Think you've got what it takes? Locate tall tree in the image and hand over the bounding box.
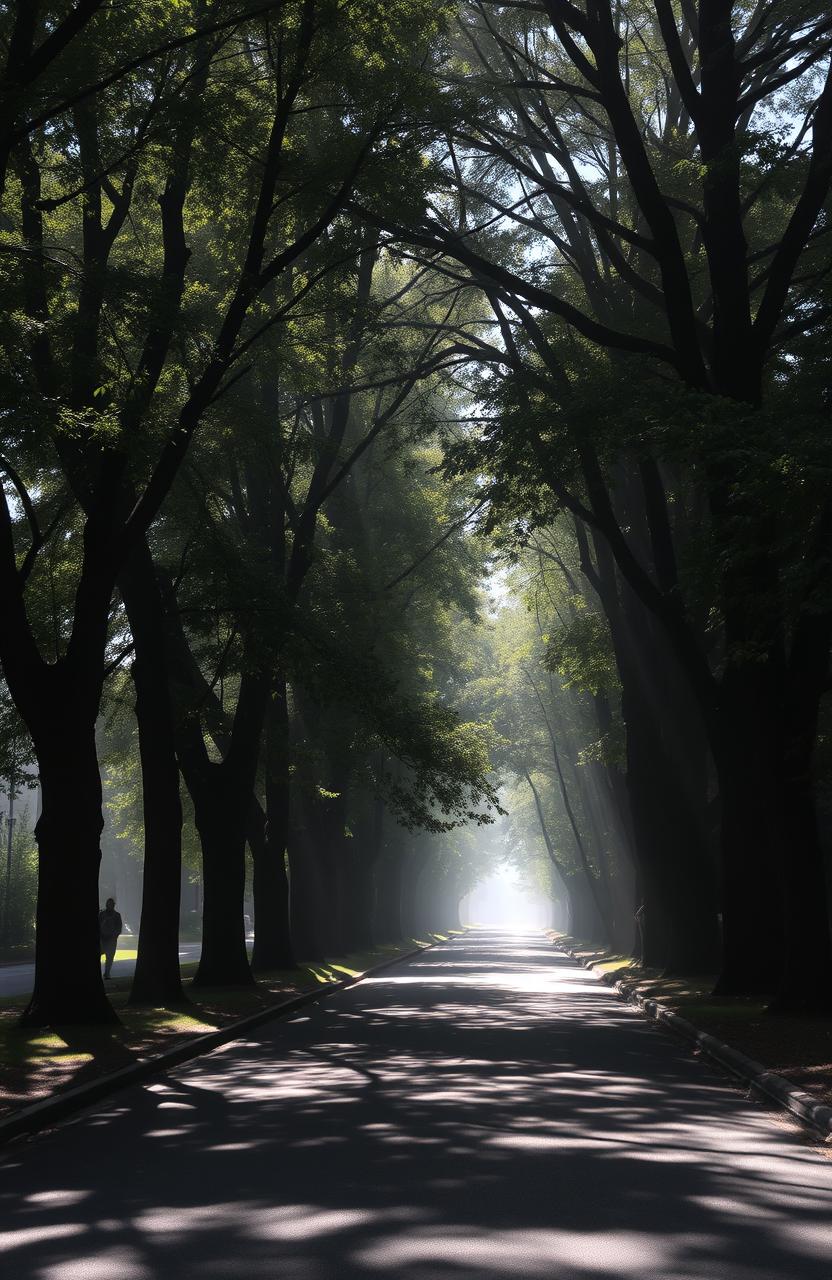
[360,0,832,1006]
[0,0,450,1023]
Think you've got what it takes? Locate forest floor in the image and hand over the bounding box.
[0,935,445,1119]
[552,934,832,1108]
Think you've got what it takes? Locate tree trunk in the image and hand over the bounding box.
[586,525,721,972]
[586,691,638,951]
[342,792,384,952]
[315,788,349,957]
[341,854,376,952]
[608,848,637,953]
[712,672,784,995]
[287,806,327,962]
[192,778,252,987]
[565,871,606,943]
[771,612,832,1011]
[340,826,377,954]
[546,854,573,933]
[625,687,720,972]
[775,771,832,1012]
[714,668,832,1008]
[374,849,403,943]
[400,846,426,938]
[249,798,293,973]
[164,583,267,988]
[250,684,293,972]
[23,719,116,1025]
[551,893,570,934]
[409,842,448,935]
[174,670,267,989]
[120,544,186,1007]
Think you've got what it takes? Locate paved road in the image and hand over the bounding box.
[0,942,257,1000]
[2,930,831,1278]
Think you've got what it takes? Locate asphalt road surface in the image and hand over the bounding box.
[2,930,831,1279]
[0,944,204,1000]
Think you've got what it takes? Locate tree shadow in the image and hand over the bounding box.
[1,928,831,1279]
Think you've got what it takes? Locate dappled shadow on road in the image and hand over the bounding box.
[1,930,831,1279]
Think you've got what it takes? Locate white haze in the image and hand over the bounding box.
[460,866,552,930]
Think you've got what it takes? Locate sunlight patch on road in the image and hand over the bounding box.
[360,969,603,995]
[0,1223,86,1249]
[42,1245,150,1279]
[352,1226,670,1274]
[248,1205,376,1240]
[24,1190,91,1207]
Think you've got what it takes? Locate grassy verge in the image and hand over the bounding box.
[0,934,450,1119]
[550,933,832,1108]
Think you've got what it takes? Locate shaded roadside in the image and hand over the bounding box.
[0,936,446,1120]
[551,933,832,1109]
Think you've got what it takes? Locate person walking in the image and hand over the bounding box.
[99,898,123,980]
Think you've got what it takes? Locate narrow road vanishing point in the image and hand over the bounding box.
[1,930,830,1279]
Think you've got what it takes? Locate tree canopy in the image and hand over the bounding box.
[1,0,831,1025]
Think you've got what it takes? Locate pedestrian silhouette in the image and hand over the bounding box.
[99,898,123,979]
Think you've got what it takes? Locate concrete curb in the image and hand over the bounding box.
[0,940,435,1149]
[553,939,832,1143]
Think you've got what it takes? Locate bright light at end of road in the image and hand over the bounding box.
[460,868,551,930]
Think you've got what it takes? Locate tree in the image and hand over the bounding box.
[0,0,452,1024]
[359,0,832,1006]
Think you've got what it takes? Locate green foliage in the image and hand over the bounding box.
[576,725,626,771]
[544,610,619,697]
[0,690,37,791]
[5,0,829,996]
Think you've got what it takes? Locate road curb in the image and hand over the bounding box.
[553,938,832,1143]
[0,940,435,1149]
